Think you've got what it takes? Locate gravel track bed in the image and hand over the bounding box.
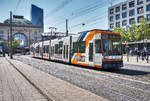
[14,55,150,101]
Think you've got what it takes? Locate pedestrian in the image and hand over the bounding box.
[142,50,144,61]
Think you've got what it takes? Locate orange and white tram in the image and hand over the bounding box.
[31,29,123,69]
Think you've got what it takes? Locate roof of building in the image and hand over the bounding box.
[3,15,32,25]
[0,23,41,28]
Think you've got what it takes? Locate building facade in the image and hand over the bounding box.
[108,0,150,30]
[0,15,41,50]
[31,4,44,32]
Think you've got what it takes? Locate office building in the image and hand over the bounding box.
[31,4,44,32]
[108,0,150,30]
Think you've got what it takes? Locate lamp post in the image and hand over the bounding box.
[8,29,9,56]
[126,25,129,62]
[146,39,149,63]
[29,29,31,55]
[10,11,13,59]
[49,27,57,39]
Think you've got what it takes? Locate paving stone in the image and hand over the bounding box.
[9,57,108,101]
[0,57,47,101]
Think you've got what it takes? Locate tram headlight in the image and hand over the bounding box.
[104,56,108,59]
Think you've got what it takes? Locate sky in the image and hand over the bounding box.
[0,0,123,34]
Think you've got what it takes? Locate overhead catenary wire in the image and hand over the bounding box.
[47,0,108,29]
[14,0,22,14]
[45,0,73,19]
[48,0,106,23]
[47,0,120,32]
[70,14,106,29]
[45,0,106,25]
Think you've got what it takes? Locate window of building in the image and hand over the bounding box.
[129,18,135,25]
[115,6,120,13]
[129,9,135,16]
[122,12,127,18]
[110,16,114,22]
[122,20,127,26]
[147,14,150,21]
[122,4,127,10]
[116,22,120,27]
[137,0,143,5]
[110,8,114,14]
[147,4,150,11]
[95,39,101,53]
[110,23,114,29]
[129,1,134,8]
[116,14,120,20]
[137,16,144,23]
[0,30,4,40]
[137,7,144,14]
[34,31,37,40]
[147,0,150,2]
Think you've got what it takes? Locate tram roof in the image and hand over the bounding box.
[77,29,119,34]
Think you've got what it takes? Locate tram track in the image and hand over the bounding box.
[14,55,150,101]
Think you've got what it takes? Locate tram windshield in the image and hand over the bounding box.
[102,39,122,56]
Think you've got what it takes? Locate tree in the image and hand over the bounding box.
[113,18,150,42]
[113,26,129,42]
[138,18,150,41]
[128,23,140,42]
[5,39,20,51]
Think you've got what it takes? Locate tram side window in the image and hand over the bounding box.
[36,45,40,53]
[45,45,49,53]
[79,41,85,53]
[51,46,54,56]
[95,39,101,53]
[63,45,65,58]
[73,41,85,53]
[66,45,68,59]
[55,44,59,54]
[73,42,78,53]
[59,44,63,54]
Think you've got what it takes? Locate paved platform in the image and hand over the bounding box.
[0,57,48,101]
[123,55,150,66]
[7,57,108,101]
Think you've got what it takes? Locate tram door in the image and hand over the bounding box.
[94,39,102,66]
[89,43,93,62]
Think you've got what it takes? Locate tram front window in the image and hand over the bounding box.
[103,40,122,56]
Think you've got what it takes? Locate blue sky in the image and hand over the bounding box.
[0,0,123,33]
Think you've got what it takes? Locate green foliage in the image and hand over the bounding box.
[138,18,150,40]
[5,39,20,50]
[113,26,129,42]
[113,18,150,42]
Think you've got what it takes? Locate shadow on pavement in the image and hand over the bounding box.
[26,57,150,76]
[103,68,150,76]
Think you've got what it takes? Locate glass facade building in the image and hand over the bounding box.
[31,4,44,32]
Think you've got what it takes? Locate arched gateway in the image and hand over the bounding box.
[13,33,27,48]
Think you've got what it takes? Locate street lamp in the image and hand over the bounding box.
[28,29,31,55]
[7,29,9,56]
[10,11,13,59]
[49,27,57,39]
[126,25,129,62]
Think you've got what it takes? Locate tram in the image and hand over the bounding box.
[31,29,123,69]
